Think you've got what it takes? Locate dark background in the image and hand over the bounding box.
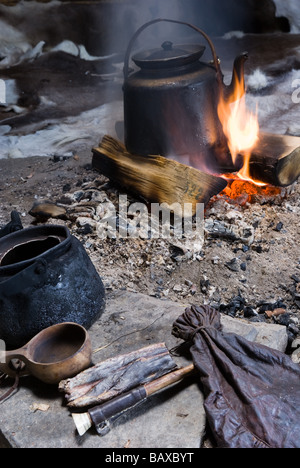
[0,0,292,56]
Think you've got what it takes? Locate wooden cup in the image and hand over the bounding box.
[0,322,92,384]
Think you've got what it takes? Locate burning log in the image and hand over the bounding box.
[59,342,178,408]
[92,133,299,214]
[92,135,227,215]
[247,132,300,187]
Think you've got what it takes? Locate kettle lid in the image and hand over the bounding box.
[132,41,206,69]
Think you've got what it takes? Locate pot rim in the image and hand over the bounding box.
[0,224,71,274]
[26,322,90,366]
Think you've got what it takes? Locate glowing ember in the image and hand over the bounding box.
[221,180,282,205]
[208,179,284,208]
[218,70,262,185]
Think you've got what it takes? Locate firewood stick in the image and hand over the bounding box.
[72,363,195,436]
[92,135,227,215]
[248,132,300,186]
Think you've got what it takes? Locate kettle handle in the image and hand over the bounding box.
[123,18,223,85]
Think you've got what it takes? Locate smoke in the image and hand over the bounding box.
[0,1,295,60]
[89,1,199,56]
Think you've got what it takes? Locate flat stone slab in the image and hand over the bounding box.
[0,291,288,448]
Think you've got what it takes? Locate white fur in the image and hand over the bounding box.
[246,69,300,135]
[247,69,270,91]
[51,40,117,62]
[223,31,245,40]
[0,101,123,159]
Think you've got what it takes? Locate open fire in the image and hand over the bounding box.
[91,20,300,214]
[215,67,299,202]
[217,180,283,205]
[217,68,264,187]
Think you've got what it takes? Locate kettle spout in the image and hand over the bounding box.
[226,51,248,102]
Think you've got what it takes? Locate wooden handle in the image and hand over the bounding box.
[144,363,195,396]
[0,347,30,378]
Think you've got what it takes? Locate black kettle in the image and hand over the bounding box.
[123,18,248,173]
[0,224,105,348]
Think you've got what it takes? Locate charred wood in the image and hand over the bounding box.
[248,132,300,187]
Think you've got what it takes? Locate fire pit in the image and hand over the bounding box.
[92,19,300,214]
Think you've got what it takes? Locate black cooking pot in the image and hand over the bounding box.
[0,225,105,348]
[123,19,248,173]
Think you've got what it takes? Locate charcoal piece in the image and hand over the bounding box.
[243,306,256,318]
[225,258,239,272]
[274,221,283,231]
[291,275,300,283]
[275,313,292,327]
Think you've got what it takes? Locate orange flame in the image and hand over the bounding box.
[218,71,264,186]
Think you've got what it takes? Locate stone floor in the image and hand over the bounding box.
[0,290,287,448]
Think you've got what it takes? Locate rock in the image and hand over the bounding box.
[291,337,300,350]
[29,201,67,220]
[211,256,220,264]
[225,257,239,272]
[291,347,300,364]
[221,314,288,352]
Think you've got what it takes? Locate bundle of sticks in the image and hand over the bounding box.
[59,342,194,436]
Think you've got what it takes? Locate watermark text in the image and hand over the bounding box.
[96,195,204,246]
[0,79,6,104]
[0,339,5,363]
[292,78,300,103]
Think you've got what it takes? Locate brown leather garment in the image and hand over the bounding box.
[172,304,300,448]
